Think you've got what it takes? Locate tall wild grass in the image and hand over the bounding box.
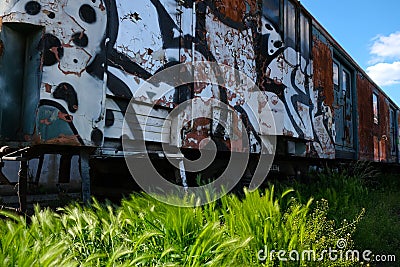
[0,187,362,266]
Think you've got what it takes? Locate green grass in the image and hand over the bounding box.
[2,161,396,266]
[0,188,362,266]
[273,162,400,267]
[353,174,400,265]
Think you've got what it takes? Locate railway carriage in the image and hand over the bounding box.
[0,0,398,208]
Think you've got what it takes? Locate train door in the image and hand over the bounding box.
[0,23,43,142]
[389,107,399,162]
[398,111,400,163]
[333,60,354,157]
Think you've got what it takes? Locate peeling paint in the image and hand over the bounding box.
[57,111,73,123]
[44,134,81,146]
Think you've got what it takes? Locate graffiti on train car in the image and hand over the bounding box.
[102,0,335,157]
[0,0,335,158]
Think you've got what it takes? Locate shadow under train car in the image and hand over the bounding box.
[0,146,86,211]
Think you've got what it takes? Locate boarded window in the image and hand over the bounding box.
[373,93,379,124]
[300,12,310,59]
[284,0,296,50]
[263,0,280,27]
[333,62,339,89]
[343,70,350,98]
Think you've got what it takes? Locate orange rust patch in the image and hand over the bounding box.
[357,74,373,160]
[62,43,73,48]
[182,118,211,149]
[45,134,81,146]
[99,2,106,11]
[44,83,52,93]
[378,93,390,161]
[214,0,257,23]
[58,111,73,123]
[312,37,334,108]
[50,46,61,62]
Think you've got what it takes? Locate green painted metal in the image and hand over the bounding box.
[0,23,42,143]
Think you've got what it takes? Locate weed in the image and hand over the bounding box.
[0,187,362,266]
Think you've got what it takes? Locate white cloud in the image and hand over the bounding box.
[367,31,400,88]
[370,31,400,60]
[366,61,400,86]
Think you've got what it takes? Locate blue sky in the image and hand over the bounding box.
[300,0,400,106]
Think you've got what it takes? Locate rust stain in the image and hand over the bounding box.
[182,117,211,149]
[213,0,257,23]
[357,74,374,161]
[42,10,53,17]
[44,134,81,146]
[40,118,52,125]
[312,37,334,108]
[194,82,207,95]
[50,46,61,62]
[271,95,279,105]
[155,96,176,108]
[258,97,267,114]
[99,2,106,11]
[58,111,73,123]
[379,93,390,161]
[24,135,32,142]
[356,74,391,162]
[283,129,295,137]
[44,83,52,93]
[62,43,73,48]
[231,113,244,152]
[227,91,237,101]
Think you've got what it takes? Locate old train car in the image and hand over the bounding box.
[0,0,399,207]
[312,19,400,164]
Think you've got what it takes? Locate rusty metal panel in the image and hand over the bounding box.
[312,38,334,107]
[357,73,374,161]
[373,136,379,162]
[357,72,392,162]
[310,36,335,158]
[379,95,390,162]
[213,0,258,23]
